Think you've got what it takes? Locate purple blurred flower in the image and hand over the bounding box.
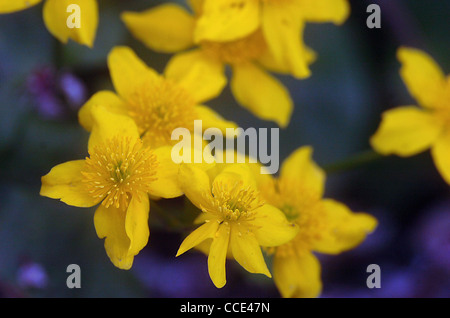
[16,262,48,289]
[413,200,450,271]
[59,72,88,109]
[26,66,87,119]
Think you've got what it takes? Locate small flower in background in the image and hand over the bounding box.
[176,163,299,288]
[40,106,184,269]
[16,260,48,290]
[26,66,87,119]
[414,200,450,272]
[0,0,98,47]
[257,146,377,298]
[59,72,88,109]
[78,46,237,149]
[371,47,450,185]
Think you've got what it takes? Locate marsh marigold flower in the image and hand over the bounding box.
[258,146,377,297]
[121,0,347,127]
[0,0,98,47]
[40,105,184,269]
[371,47,450,185]
[78,46,236,149]
[194,0,350,67]
[176,163,299,288]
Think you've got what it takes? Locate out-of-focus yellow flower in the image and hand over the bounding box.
[194,0,350,66]
[258,146,377,298]
[40,106,184,269]
[0,0,98,47]
[176,163,299,288]
[194,0,349,41]
[121,1,332,128]
[78,46,236,149]
[371,47,450,184]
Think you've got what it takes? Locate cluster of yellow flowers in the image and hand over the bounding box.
[4,0,448,298]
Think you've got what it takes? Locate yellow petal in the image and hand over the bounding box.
[107,46,159,100]
[195,105,238,134]
[125,193,150,257]
[280,146,326,198]
[231,62,293,128]
[194,0,260,43]
[78,90,127,132]
[176,220,219,257]
[370,106,443,157]
[165,50,227,103]
[43,0,98,47]
[121,4,195,53]
[94,204,132,269]
[229,224,271,278]
[296,0,350,25]
[212,163,257,192]
[206,149,270,185]
[0,0,41,13]
[431,130,450,185]
[147,146,184,199]
[311,199,377,255]
[252,204,299,247]
[273,251,322,298]
[178,163,214,211]
[261,1,312,79]
[208,223,230,288]
[40,160,99,208]
[397,47,447,109]
[257,45,316,77]
[88,105,140,153]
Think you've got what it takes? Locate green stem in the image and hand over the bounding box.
[323,150,384,174]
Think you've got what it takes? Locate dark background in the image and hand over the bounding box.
[0,0,448,297]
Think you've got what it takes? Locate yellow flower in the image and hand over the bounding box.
[0,0,98,47]
[40,105,184,269]
[258,146,377,297]
[121,1,327,128]
[194,0,349,40]
[78,46,236,149]
[371,47,450,184]
[175,163,299,288]
[194,0,350,65]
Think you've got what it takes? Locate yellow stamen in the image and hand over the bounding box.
[262,178,326,253]
[82,136,158,210]
[203,180,264,223]
[201,29,267,65]
[126,77,197,146]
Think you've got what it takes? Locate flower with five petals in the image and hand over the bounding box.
[40,106,183,269]
[371,47,450,185]
[176,163,299,288]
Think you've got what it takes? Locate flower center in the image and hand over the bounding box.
[200,29,267,65]
[82,136,158,210]
[203,180,264,222]
[261,178,325,254]
[126,77,197,147]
